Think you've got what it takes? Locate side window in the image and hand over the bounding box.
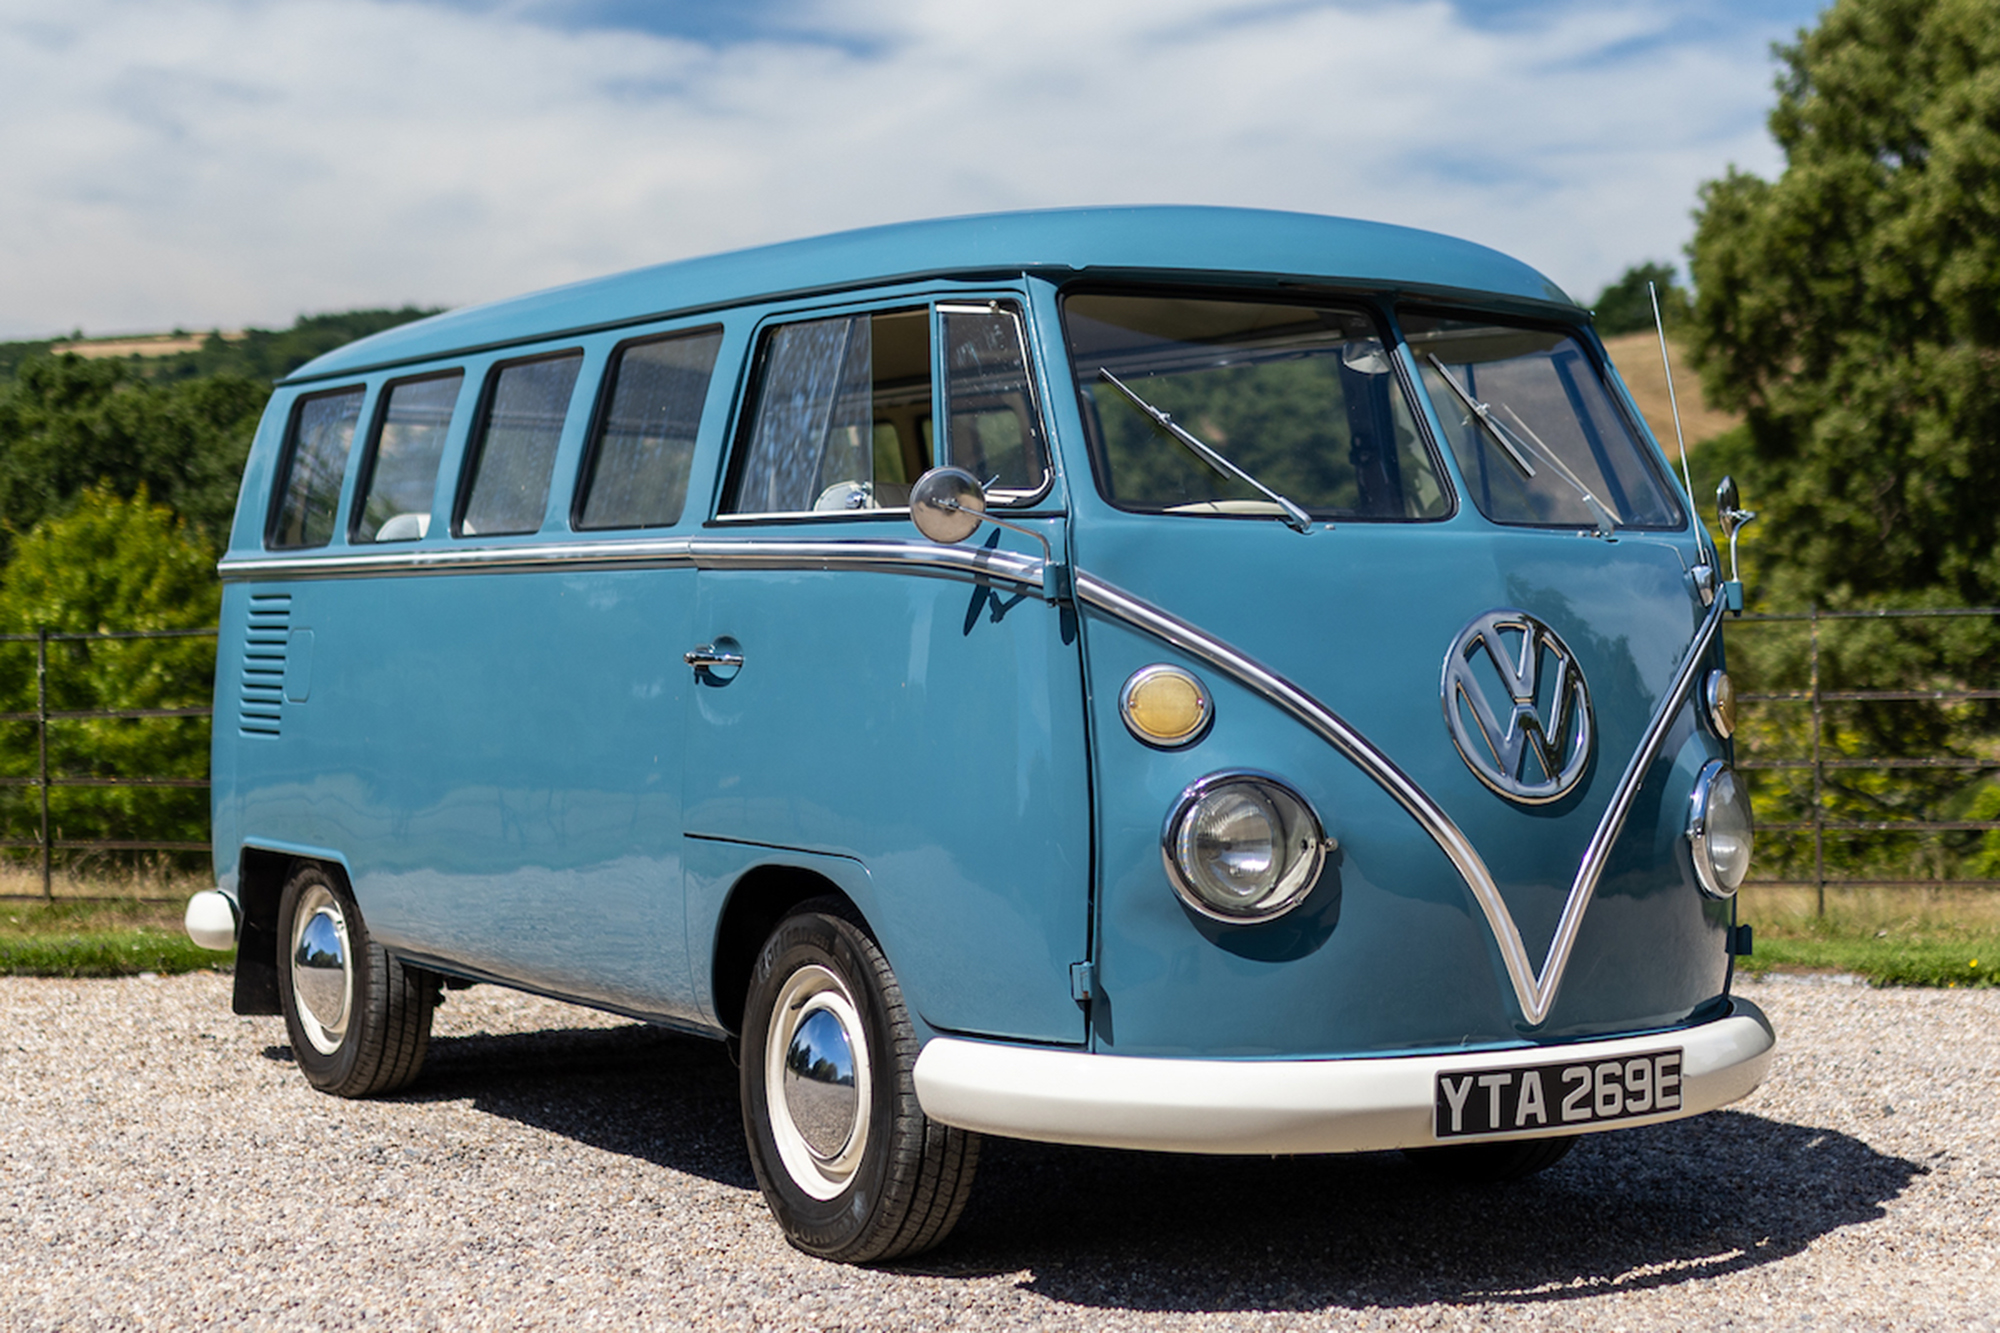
[725,308,931,515]
[352,373,462,543]
[268,387,364,549]
[939,302,1050,499]
[457,352,583,537]
[575,328,723,531]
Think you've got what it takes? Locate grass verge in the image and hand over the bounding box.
[1736,884,1998,988]
[0,897,232,977]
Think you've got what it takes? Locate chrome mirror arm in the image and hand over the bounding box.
[1714,475,1758,612]
[909,466,1063,600]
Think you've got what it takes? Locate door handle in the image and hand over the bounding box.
[684,643,745,670]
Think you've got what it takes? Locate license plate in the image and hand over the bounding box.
[1433,1047,1683,1138]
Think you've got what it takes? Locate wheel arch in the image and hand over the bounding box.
[710,864,862,1037]
[230,846,354,1017]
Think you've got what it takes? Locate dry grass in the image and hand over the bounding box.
[1600,331,1742,453]
[1737,882,2000,937]
[0,857,203,906]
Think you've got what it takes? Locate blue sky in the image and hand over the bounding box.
[0,0,1828,339]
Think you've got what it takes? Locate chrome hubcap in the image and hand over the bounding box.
[290,884,352,1056]
[765,964,870,1200]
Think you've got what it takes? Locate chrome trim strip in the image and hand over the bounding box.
[219,538,697,581]
[1539,595,1728,1013]
[1075,570,1727,1026]
[219,537,1048,591]
[688,537,1046,590]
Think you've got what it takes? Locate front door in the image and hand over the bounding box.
[684,296,1090,1044]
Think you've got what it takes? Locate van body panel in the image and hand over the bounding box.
[226,567,700,1019]
[683,525,1091,1045]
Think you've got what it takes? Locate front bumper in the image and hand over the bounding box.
[913,997,1774,1154]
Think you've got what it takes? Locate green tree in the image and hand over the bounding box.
[0,488,220,861]
[1686,0,2000,884]
[1688,0,2000,619]
[1590,262,1691,337]
[0,354,268,552]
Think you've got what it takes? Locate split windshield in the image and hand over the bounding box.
[1063,293,1683,532]
[1403,313,1683,532]
[1065,294,1451,522]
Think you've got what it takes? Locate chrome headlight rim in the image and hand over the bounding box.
[1161,770,1330,925]
[1119,664,1214,749]
[1687,758,1753,899]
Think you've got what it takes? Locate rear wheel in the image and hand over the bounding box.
[1404,1134,1576,1183]
[276,863,437,1097]
[740,899,979,1263]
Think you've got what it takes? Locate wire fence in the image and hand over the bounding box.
[0,627,216,899]
[1731,606,2000,915]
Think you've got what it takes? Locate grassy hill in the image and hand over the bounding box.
[0,308,440,387]
[1601,331,1742,456]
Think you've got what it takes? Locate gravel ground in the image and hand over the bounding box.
[0,971,1993,1331]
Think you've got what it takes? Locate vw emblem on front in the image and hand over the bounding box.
[1441,609,1594,804]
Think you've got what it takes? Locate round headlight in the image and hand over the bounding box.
[1163,773,1328,923]
[1704,669,1737,740]
[1120,665,1213,748]
[1687,759,1753,898]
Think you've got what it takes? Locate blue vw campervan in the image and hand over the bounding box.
[188,207,1773,1262]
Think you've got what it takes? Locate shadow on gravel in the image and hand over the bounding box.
[299,1022,1923,1313]
[379,1022,757,1191]
[921,1113,1925,1312]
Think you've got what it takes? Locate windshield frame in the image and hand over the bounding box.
[1059,283,1459,526]
[1393,304,1688,535]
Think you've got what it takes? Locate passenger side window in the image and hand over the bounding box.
[575,329,723,530]
[457,353,582,537]
[725,309,931,515]
[268,387,364,549]
[353,373,462,543]
[940,302,1049,499]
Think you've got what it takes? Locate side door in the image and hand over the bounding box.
[684,295,1091,1044]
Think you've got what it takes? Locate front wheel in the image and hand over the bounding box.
[740,899,979,1263]
[276,863,437,1098]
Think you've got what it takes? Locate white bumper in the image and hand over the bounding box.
[183,890,239,952]
[913,998,1775,1155]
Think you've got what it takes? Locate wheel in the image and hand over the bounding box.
[276,863,437,1098]
[740,898,980,1263]
[1403,1134,1577,1183]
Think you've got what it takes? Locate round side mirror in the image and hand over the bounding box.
[1716,475,1742,537]
[909,467,986,545]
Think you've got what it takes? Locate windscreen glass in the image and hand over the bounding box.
[1404,313,1682,532]
[1065,294,1448,521]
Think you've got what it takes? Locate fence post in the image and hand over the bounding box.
[36,628,50,902]
[1808,607,1825,918]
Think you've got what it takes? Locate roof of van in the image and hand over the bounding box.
[287,206,1579,382]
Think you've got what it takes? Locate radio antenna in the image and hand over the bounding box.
[1649,280,1696,505]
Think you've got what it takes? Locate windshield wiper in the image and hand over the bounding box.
[1424,355,1619,537]
[1096,369,1313,534]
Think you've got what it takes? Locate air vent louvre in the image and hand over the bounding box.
[240,593,290,738]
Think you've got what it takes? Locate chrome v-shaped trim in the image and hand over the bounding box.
[1075,571,1727,1027]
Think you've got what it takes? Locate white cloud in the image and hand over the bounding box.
[0,0,1795,337]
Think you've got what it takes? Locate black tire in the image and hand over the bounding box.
[740,898,980,1263]
[276,863,437,1098]
[1403,1134,1577,1183]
